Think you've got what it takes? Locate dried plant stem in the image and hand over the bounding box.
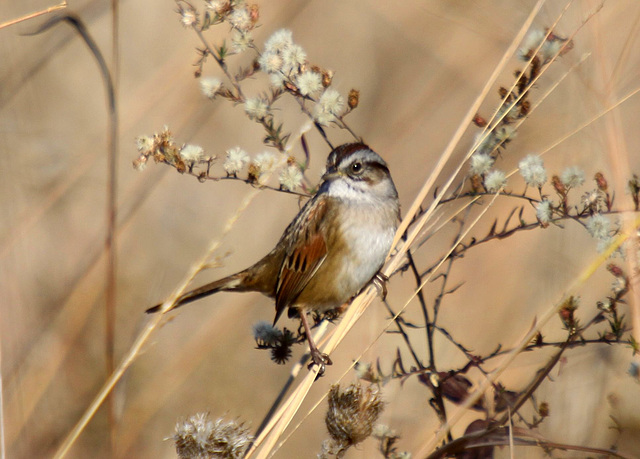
[117,294,277,455]
[52,113,315,457]
[26,13,119,455]
[415,218,639,456]
[107,0,119,450]
[0,2,67,30]
[52,189,262,459]
[256,184,503,457]
[476,0,574,149]
[0,341,5,459]
[392,0,546,252]
[594,18,640,348]
[266,191,495,455]
[247,4,546,455]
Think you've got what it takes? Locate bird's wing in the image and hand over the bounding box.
[273,195,329,324]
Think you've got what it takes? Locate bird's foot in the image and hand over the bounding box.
[373,272,389,300]
[307,349,332,377]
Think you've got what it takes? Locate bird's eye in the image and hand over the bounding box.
[350,161,363,175]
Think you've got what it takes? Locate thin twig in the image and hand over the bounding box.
[0,2,67,30]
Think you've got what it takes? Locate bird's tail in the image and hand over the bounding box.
[145,273,245,314]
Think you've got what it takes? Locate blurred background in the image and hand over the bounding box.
[1,0,640,457]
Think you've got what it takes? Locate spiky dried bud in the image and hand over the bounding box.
[324,383,383,455]
[252,321,282,346]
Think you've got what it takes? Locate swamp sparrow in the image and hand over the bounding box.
[147,143,400,373]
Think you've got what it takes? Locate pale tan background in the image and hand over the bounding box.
[2,0,640,457]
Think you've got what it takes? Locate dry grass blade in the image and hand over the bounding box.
[247,3,546,456]
[392,0,546,253]
[261,191,497,456]
[0,2,67,30]
[247,289,376,458]
[52,188,262,459]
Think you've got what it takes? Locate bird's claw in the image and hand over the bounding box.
[308,350,332,377]
[373,272,389,300]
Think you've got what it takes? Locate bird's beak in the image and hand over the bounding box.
[321,167,340,181]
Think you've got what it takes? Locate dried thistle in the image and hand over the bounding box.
[322,383,384,457]
[174,413,253,459]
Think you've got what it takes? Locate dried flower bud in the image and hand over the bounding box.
[607,263,624,278]
[177,3,198,28]
[279,164,303,191]
[244,97,270,120]
[586,213,611,241]
[518,154,547,188]
[559,296,579,329]
[535,199,552,226]
[323,70,334,87]
[247,163,260,183]
[324,384,383,455]
[133,155,148,171]
[539,402,550,417]
[560,166,585,189]
[313,89,344,125]
[179,144,204,163]
[532,331,544,346]
[472,114,487,127]
[252,321,282,346]
[248,4,260,26]
[484,169,507,193]
[228,6,252,32]
[200,77,223,98]
[551,175,566,196]
[470,173,483,193]
[594,172,608,191]
[347,89,360,110]
[223,146,250,176]
[295,71,322,96]
[174,414,252,459]
[470,153,494,175]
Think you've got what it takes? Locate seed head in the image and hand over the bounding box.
[174,413,253,459]
[324,383,384,455]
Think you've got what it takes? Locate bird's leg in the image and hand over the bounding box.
[372,272,389,300]
[299,311,332,375]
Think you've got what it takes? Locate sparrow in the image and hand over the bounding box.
[147,143,400,373]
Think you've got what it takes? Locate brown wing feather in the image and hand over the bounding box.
[273,196,329,323]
